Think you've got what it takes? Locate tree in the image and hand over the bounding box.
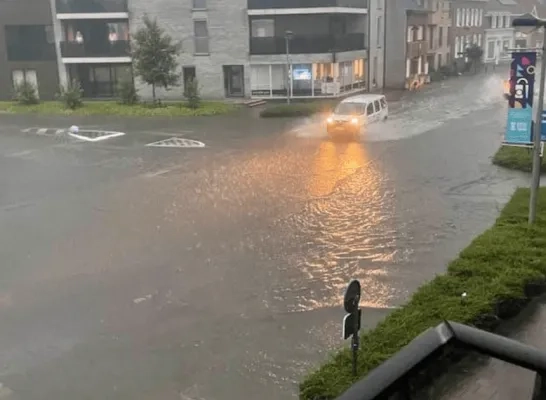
[465,44,484,74]
[132,16,180,103]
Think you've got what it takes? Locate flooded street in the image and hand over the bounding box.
[0,70,530,400]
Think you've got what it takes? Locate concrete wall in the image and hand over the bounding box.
[384,0,407,89]
[129,0,250,100]
[0,0,60,100]
[367,0,385,89]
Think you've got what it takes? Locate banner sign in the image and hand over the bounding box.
[505,51,536,144]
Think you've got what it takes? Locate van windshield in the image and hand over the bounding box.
[334,102,364,115]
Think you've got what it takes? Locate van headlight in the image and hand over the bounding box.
[351,118,358,124]
[327,117,333,123]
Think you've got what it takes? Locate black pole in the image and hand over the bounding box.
[351,309,359,376]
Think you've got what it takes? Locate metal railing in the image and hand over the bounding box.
[55,0,128,13]
[250,33,366,55]
[60,40,130,58]
[247,0,368,9]
[335,321,546,400]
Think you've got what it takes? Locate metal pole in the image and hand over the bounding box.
[529,27,546,224]
[351,309,359,377]
[285,36,291,104]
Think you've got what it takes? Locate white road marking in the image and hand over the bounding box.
[68,130,126,142]
[0,383,13,398]
[36,128,48,135]
[146,137,205,148]
[133,294,152,304]
[55,129,66,135]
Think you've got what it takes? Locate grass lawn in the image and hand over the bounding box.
[300,187,546,400]
[0,101,237,117]
[492,145,546,173]
[259,100,337,118]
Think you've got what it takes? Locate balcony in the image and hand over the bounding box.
[6,44,57,62]
[60,40,130,58]
[407,40,429,58]
[55,0,128,14]
[250,33,365,55]
[247,0,367,13]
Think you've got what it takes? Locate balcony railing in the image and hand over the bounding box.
[250,33,365,55]
[407,40,429,58]
[6,44,57,61]
[248,0,367,9]
[55,0,128,13]
[60,40,130,58]
[334,321,546,400]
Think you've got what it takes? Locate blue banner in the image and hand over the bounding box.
[506,108,533,143]
[505,51,537,143]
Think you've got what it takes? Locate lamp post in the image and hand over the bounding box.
[513,14,546,224]
[285,30,293,104]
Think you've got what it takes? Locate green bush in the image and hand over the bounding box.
[183,78,201,109]
[117,79,139,105]
[13,81,39,105]
[260,102,334,118]
[300,187,546,400]
[492,145,546,173]
[58,80,83,110]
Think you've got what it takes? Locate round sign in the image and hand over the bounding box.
[344,280,361,314]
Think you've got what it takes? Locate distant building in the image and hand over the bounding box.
[449,0,488,69]
[483,0,518,65]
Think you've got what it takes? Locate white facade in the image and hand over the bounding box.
[484,12,514,63]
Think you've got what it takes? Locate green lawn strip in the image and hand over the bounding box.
[0,101,237,117]
[259,101,337,118]
[492,145,546,173]
[300,187,546,400]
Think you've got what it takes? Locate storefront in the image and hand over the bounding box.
[250,59,365,98]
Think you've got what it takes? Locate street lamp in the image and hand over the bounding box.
[285,30,293,104]
[512,14,546,223]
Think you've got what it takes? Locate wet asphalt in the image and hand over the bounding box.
[0,68,533,400]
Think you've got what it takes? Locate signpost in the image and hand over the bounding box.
[342,280,362,377]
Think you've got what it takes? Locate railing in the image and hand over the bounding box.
[334,321,546,400]
[6,44,56,61]
[247,0,368,9]
[250,33,365,55]
[60,40,130,58]
[55,0,128,13]
[407,40,428,58]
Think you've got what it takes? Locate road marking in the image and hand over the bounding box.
[146,137,205,148]
[0,383,13,398]
[68,130,126,142]
[36,128,48,135]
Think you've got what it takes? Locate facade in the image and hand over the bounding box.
[450,0,487,68]
[483,0,518,65]
[51,0,133,98]
[512,0,546,50]
[129,0,374,100]
[0,0,59,100]
[384,0,451,90]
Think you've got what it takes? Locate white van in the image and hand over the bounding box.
[326,94,389,137]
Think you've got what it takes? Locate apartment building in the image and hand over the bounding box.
[129,0,377,100]
[0,0,59,100]
[384,0,450,90]
[483,0,518,65]
[450,0,487,67]
[513,0,546,50]
[52,0,133,98]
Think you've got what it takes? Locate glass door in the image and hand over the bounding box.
[223,65,245,97]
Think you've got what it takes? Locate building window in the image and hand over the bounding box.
[376,16,382,47]
[456,8,461,27]
[5,25,55,61]
[193,20,209,54]
[12,69,39,97]
[465,9,470,26]
[487,41,495,59]
[251,19,274,37]
[192,0,206,9]
[492,14,497,28]
[439,26,443,46]
[505,15,510,28]
[455,36,460,55]
[497,15,503,28]
[479,9,483,26]
[183,66,196,90]
[473,34,477,44]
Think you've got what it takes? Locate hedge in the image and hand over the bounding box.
[259,102,335,118]
[493,145,546,173]
[300,187,546,400]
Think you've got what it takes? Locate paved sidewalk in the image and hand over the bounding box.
[433,296,546,400]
